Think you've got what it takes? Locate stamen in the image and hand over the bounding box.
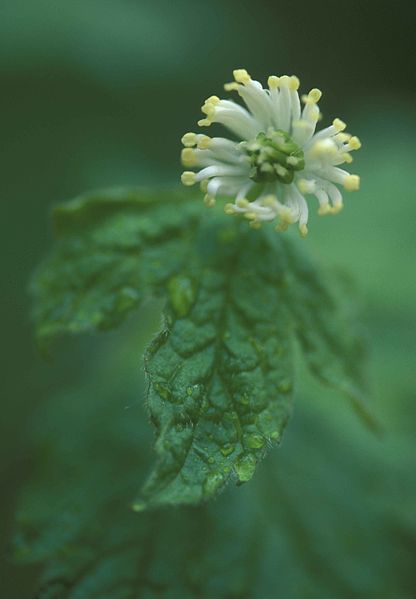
[181,148,197,167]
[181,69,361,234]
[197,135,212,149]
[249,220,262,229]
[181,132,197,147]
[307,88,322,103]
[344,174,360,191]
[268,76,280,89]
[233,69,251,84]
[333,118,347,132]
[318,204,332,215]
[204,194,216,207]
[236,197,249,208]
[181,171,196,186]
[346,136,362,150]
[224,203,236,214]
[290,76,300,90]
[297,179,316,194]
[309,138,338,159]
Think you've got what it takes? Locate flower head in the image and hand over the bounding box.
[181,69,361,236]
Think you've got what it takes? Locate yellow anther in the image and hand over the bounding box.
[299,224,309,238]
[280,75,291,87]
[333,118,347,132]
[224,82,239,92]
[236,197,249,208]
[268,75,280,89]
[249,220,262,229]
[201,103,215,117]
[318,204,331,216]
[297,179,312,194]
[198,118,211,127]
[197,135,212,150]
[224,203,236,215]
[290,76,300,90]
[297,180,307,194]
[181,148,197,167]
[200,179,208,192]
[330,203,344,214]
[335,132,351,143]
[201,95,219,116]
[344,174,360,191]
[310,138,337,158]
[308,88,322,103]
[342,152,353,164]
[262,195,276,207]
[244,211,257,220]
[181,171,196,186]
[279,206,295,224]
[349,136,362,150]
[275,222,289,232]
[233,69,251,84]
[181,132,197,147]
[204,194,216,207]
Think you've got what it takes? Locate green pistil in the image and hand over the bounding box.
[242,130,305,184]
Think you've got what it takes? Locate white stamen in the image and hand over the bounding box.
[181,69,361,235]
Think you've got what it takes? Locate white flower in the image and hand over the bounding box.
[181,69,361,236]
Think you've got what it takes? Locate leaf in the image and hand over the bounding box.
[31,188,200,346]
[12,329,416,598]
[278,236,379,432]
[31,187,378,506]
[138,225,294,507]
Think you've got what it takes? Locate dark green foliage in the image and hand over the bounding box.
[15,186,416,596]
[31,188,200,343]
[27,190,376,511]
[30,188,375,508]
[13,332,416,598]
[140,227,294,507]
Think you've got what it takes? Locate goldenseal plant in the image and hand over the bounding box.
[13,62,385,598]
[181,69,361,236]
[22,69,374,539]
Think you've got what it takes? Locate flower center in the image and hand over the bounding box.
[242,130,305,184]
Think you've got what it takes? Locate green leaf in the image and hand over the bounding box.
[13,328,416,598]
[31,187,376,507]
[139,225,294,507]
[279,237,379,431]
[31,188,200,346]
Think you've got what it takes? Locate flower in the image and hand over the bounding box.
[180,69,361,236]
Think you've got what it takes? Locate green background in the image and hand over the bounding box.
[1,1,415,596]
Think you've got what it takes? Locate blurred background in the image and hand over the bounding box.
[1,0,415,596]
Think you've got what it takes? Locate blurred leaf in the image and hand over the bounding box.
[13,329,416,598]
[32,188,376,506]
[280,237,379,431]
[139,229,294,507]
[31,188,199,346]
